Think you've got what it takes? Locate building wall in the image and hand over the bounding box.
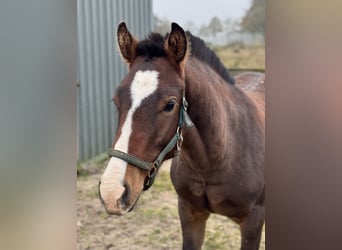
[77,0,153,161]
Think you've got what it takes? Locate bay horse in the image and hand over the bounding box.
[99,22,265,250]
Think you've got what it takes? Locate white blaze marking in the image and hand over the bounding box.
[101,70,159,195]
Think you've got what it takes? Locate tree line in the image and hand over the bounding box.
[154,0,264,38]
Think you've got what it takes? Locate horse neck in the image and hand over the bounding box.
[182,58,239,169]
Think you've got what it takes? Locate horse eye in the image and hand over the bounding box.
[164,100,176,112]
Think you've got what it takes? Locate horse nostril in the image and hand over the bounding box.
[121,183,131,210]
[98,181,105,204]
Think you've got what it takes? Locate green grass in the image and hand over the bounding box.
[77,152,109,177]
[151,168,175,192]
[211,43,265,71]
[77,160,88,177]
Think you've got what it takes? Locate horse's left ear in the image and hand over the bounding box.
[117,22,138,64]
[165,23,189,65]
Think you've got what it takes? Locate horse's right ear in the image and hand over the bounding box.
[117,22,138,63]
[165,23,189,65]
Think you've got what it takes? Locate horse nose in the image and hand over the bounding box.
[98,178,129,215]
[98,180,130,207]
[98,180,128,207]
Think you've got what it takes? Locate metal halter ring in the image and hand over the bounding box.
[147,164,158,178]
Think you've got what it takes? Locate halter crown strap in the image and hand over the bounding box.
[108,92,193,190]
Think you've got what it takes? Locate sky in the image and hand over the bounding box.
[153,0,252,27]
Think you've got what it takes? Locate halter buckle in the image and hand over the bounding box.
[176,127,184,152]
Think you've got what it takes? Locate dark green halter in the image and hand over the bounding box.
[108,93,193,191]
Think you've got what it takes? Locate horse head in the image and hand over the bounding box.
[99,22,191,215]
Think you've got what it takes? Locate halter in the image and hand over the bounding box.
[108,93,193,191]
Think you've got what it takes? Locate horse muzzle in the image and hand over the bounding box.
[98,180,134,216]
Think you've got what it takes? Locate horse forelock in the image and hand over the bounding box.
[136,33,167,60]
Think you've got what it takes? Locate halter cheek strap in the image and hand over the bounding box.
[108,93,193,191]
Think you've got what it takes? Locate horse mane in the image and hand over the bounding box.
[185,32,235,85]
[136,32,235,85]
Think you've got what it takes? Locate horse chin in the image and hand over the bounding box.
[104,208,125,216]
[127,193,142,212]
[103,204,130,216]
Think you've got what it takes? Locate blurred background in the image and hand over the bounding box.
[153,0,265,71]
[2,0,341,249]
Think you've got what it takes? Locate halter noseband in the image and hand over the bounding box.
[108,93,193,191]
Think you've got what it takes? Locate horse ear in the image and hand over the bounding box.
[117,22,138,63]
[165,23,189,64]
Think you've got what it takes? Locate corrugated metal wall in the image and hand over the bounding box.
[77,0,153,161]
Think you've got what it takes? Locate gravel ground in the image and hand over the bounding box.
[77,162,265,250]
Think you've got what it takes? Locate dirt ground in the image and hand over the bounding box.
[77,161,265,250]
